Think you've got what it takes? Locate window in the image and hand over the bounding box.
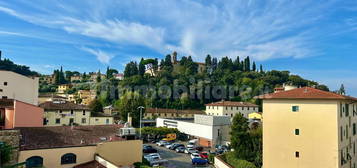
[26,156,43,168]
[70,110,74,115]
[225,107,228,110]
[231,114,233,117]
[353,123,356,135]
[95,118,99,121]
[295,151,300,158]
[59,110,62,113]
[292,106,299,112]
[225,113,228,116]
[341,103,343,117]
[82,118,86,124]
[56,118,60,124]
[43,118,47,125]
[0,89,2,92]
[231,107,233,110]
[106,119,110,124]
[346,104,350,117]
[61,153,76,164]
[2,96,7,99]
[295,129,300,135]
[248,107,250,110]
[346,125,349,138]
[69,118,74,125]
[83,110,86,115]
[3,82,7,86]
[341,126,343,141]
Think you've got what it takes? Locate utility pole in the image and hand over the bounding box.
[138,106,145,139]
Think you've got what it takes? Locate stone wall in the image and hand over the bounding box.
[0,129,20,166]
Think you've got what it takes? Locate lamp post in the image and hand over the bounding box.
[138,106,145,139]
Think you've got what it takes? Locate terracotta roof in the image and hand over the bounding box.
[146,108,205,114]
[255,87,357,101]
[205,101,258,107]
[74,160,106,168]
[18,125,123,150]
[39,101,89,110]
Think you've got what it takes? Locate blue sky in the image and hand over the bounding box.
[0,0,356,96]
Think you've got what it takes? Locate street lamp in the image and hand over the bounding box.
[138,106,145,139]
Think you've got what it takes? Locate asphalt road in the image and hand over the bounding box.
[147,144,212,168]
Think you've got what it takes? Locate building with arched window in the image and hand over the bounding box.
[25,156,43,168]
[61,153,77,165]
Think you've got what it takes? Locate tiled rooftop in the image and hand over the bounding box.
[256,87,357,101]
[39,101,89,110]
[205,101,258,107]
[146,108,205,114]
[19,125,123,150]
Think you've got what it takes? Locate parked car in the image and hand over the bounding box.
[199,152,209,159]
[175,146,186,153]
[190,153,201,160]
[192,158,209,165]
[165,143,174,149]
[186,142,196,148]
[143,145,158,153]
[156,140,167,146]
[185,148,198,154]
[170,144,184,150]
[147,156,168,166]
[144,153,161,160]
[195,146,204,151]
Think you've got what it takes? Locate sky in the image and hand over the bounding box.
[0,0,356,96]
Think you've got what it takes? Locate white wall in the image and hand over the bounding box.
[0,70,39,105]
[206,105,258,118]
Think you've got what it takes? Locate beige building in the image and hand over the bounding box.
[257,87,357,168]
[57,84,72,94]
[205,101,258,118]
[144,108,205,119]
[40,101,113,126]
[38,93,67,104]
[77,90,96,105]
[41,75,55,84]
[0,70,39,105]
[70,75,82,82]
[17,125,142,168]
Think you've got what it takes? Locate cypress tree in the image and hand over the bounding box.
[139,58,146,76]
[252,61,256,71]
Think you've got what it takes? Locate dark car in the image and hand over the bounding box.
[170,144,184,150]
[192,158,209,165]
[175,146,186,153]
[143,145,158,153]
[195,146,203,151]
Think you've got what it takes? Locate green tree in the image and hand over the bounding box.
[0,142,13,166]
[96,70,102,83]
[139,58,146,76]
[252,61,256,71]
[115,92,145,127]
[124,61,139,78]
[339,84,346,95]
[89,99,103,115]
[230,114,252,160]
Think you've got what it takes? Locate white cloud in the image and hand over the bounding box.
[81,47,114,64]
[0,0,339,62]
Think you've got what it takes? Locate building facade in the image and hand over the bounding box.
[40,101,113,126]
[0,99,43,129]
[77,90,96,105]
[144,108,205,119]
[156,115,231,147]
[16,125,142,168]
[257,87,357,168]
[57,84,72,94]
[205,101,258,118]
[0,70,39,105]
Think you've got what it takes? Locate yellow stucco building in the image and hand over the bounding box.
[40,101,114,126]
[17,125,142,168]
[257,87,357,168]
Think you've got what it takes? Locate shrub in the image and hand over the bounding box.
[222,152,256,168]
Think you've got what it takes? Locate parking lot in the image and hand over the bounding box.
[145,143,213,168]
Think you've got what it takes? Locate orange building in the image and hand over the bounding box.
[0,99,44,129]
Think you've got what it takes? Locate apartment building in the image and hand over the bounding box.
[157,115,231,147]
[0,70,39,105]
[57,84,72,94]
[15,125,142,168]
[40,101,113,126]
[0,99,43,129]
[144,108,205,119]
[205,100,258,118]
[70,75,82,82]
[256,87,357,168]
[77,90,96,105]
